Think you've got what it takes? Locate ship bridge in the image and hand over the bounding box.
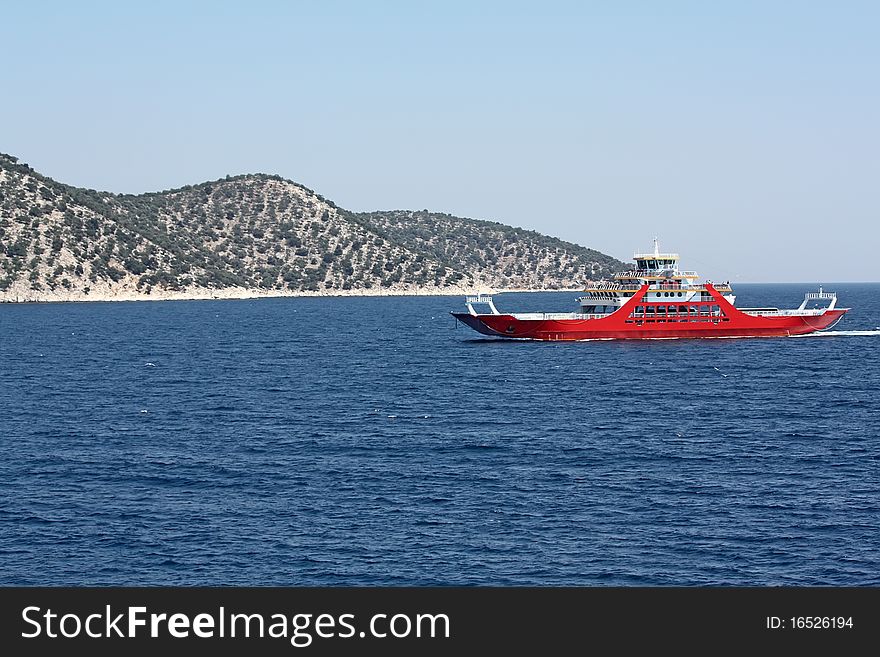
[633,253,680,272]
[613,238,699,282]
[631,238,684,274]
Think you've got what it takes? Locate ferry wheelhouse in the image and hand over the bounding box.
[452,240,848,341]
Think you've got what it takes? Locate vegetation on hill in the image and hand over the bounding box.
[0,152,626,300]
[355,209,623,290]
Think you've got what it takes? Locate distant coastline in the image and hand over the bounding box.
[0,284,584,304]
[5,281,875,304]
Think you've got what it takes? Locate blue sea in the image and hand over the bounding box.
[1,283,878,586]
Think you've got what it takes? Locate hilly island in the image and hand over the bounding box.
[0,152,625,302]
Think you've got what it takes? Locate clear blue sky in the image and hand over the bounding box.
[3,1,878,281]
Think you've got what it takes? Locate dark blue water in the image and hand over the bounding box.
[1,283,878,585]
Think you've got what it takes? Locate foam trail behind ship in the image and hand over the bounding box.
[791,330,880,338]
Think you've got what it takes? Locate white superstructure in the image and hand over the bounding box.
[578,238,735,315]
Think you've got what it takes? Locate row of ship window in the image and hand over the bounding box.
[631,304,725,317]
[626,318,729,324]
[590,291,709,298]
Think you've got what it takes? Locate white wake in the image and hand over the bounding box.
[791,329,880,338]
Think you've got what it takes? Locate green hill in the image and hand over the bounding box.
[0,152,626,301]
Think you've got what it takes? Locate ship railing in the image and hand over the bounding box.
[465,295,500,315]
[797,287,837,311]
[646,281,732,290]
[582,281,639,290]
[582,282,732,293]
[612,269,700,278]
[584,281,665,290]
[511,312,612,321]
[744,308,831,317]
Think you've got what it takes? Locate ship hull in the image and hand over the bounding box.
[452,309,847,340]
[452,284,848,341]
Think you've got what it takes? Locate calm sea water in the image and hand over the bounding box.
[1,283,878,585]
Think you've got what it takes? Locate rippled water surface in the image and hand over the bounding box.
[1,283,878,585]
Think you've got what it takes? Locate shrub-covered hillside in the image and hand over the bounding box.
[0,152,626,301]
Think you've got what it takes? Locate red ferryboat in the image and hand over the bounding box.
[452,240,848,340]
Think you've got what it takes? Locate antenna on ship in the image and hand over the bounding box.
[653,236,660,258]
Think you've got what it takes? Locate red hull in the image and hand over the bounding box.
[453,284,848,341]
